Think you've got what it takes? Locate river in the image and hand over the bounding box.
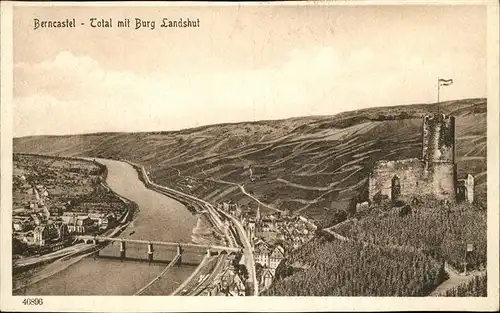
[15,159,200,295]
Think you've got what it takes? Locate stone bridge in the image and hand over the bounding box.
[74,235,241,263]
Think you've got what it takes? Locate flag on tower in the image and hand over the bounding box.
[439,78,453,86]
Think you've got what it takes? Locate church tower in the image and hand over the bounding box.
[256,205,261,225]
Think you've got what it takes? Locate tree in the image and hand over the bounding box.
[399,111,410,119]
[236,264,249,281]
[12,237,28,256]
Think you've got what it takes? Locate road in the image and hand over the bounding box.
[14,243,97,268]
[188,254,227,296]
[209,178,283,214]
[325,225,487,296]
[429,263,487,296]
[132,162,258,296]
[323,227,349,242]
[171,253,212,295]
[217,208,259,295]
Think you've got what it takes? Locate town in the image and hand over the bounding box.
[12,154,131,258]
[211,201,317,293]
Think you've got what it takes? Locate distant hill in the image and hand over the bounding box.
[14,98,487,226]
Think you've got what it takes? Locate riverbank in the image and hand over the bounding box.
[13,248,98,293]
[13,176,138,266]
[124,160,247,295]
[13,204,137,292]
[126,160,226,246]
[12,156,140,292]
[14,157,202,295]
[13,156,233,296]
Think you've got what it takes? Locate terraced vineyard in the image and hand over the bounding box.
[13,98,489,297]
[262,200,487,297]
[14,98,487,226]
[334,202,487,272]
[264,238,447,296]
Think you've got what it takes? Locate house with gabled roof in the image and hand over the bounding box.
[260,266,275,290]
[218,267,246,296]
[269,244,285,270]
[254,239,271,267]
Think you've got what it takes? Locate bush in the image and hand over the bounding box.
[373,192,389,205]
[12,238,29,256]
[399,205,412,217]
[315,208,348,229]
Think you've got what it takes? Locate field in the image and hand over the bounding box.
[13,154,126,217]
[334,202,487,272]
[13,98,487,226]
[264,237,446,296]
[263,198,487,297]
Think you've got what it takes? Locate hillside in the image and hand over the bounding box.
[14,98,487,226]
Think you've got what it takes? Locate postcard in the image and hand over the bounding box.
[1,1,499,312]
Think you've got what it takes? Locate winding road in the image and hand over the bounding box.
[133,163,258,296]
[209,178,283,214]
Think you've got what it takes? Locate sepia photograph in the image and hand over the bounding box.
[1,1,499,312]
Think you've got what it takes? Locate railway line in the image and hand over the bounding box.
[125,162,256,295]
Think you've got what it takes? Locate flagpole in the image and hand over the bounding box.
[437,77,440,114]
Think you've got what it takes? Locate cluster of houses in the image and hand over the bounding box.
[199,259,248,296]
[216,201,317,292]
[175,175,196,192]
[253,240,286,290]
[14,209,117,248]
[200,242,287,295]
[12,180,118,251]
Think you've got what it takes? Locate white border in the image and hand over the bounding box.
[1,1,499,312]
[5,0,498,7]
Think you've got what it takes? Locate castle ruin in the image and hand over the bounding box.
[368,113,474,203]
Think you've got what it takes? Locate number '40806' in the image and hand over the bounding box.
[22,298,43,305]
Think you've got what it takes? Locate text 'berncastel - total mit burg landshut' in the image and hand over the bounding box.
[33,17,201,30]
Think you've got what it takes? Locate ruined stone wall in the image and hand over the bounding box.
[466,174,474,203]
[424,162,457,201]
[422,114,455,163]
[369,159,457,202]
[368,158,426,201]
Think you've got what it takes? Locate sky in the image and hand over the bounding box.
[13,4,487,137]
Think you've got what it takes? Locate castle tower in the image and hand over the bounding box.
[422,114,455,163]
[421,113,457,201]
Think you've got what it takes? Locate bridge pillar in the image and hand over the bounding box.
[147,243,154,263]
[120,241,126,260]
[176,244,183,265]
[206,248,211,257]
